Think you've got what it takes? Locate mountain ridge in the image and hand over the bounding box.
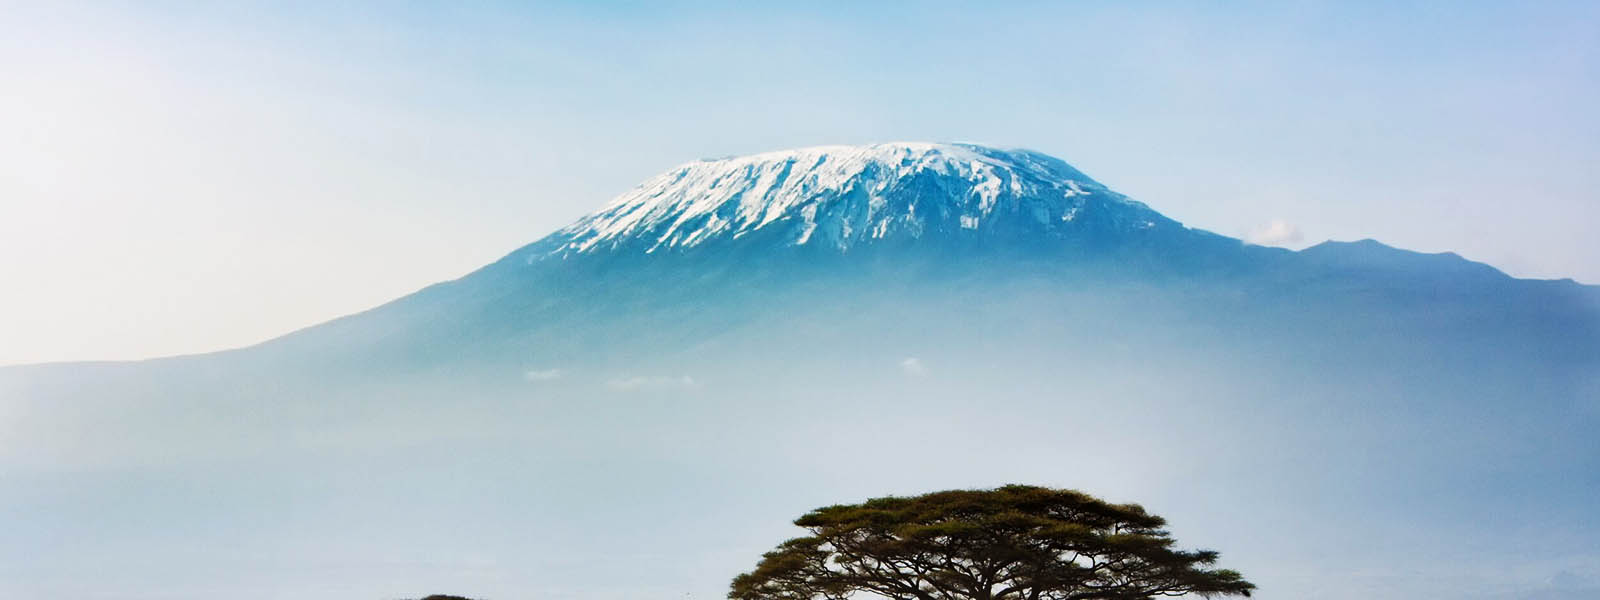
[528,142,1182,258]
[1,144,1593,372]
[2,143,1597,600]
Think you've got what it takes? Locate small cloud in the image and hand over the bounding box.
[899,357,927,376]
[523,368,564,382]
[1245,218,1304,247]
[605,375,697,391]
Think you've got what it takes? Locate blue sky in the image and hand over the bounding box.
[3,0,1597,364]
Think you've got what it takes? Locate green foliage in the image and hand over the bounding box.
[730,485,1253,600]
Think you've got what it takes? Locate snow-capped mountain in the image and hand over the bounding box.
[3,142,1598,600]
[532,143,1179,258]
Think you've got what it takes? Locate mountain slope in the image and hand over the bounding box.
[1,143,1597,600]
[230,143,1595,372]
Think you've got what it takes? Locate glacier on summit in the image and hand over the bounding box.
[541,143,1175,256]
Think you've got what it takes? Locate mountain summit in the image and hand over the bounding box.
[533,142,1180,258]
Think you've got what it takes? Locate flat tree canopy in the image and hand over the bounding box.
[730,485,1253,600]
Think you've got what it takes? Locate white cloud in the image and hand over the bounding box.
[523,368,564,381]
[899,357,927,376]
[605,375,697,391]
[1245,219,1305,247]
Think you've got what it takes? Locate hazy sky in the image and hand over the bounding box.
[3,1,1597,365]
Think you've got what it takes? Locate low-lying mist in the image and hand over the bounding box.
[4,255,1596,600]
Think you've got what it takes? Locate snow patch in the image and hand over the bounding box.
[545,142,1162,256]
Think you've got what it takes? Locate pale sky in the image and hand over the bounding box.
[3,1,1597,366]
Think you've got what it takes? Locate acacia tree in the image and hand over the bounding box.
[730,485,1253,600]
